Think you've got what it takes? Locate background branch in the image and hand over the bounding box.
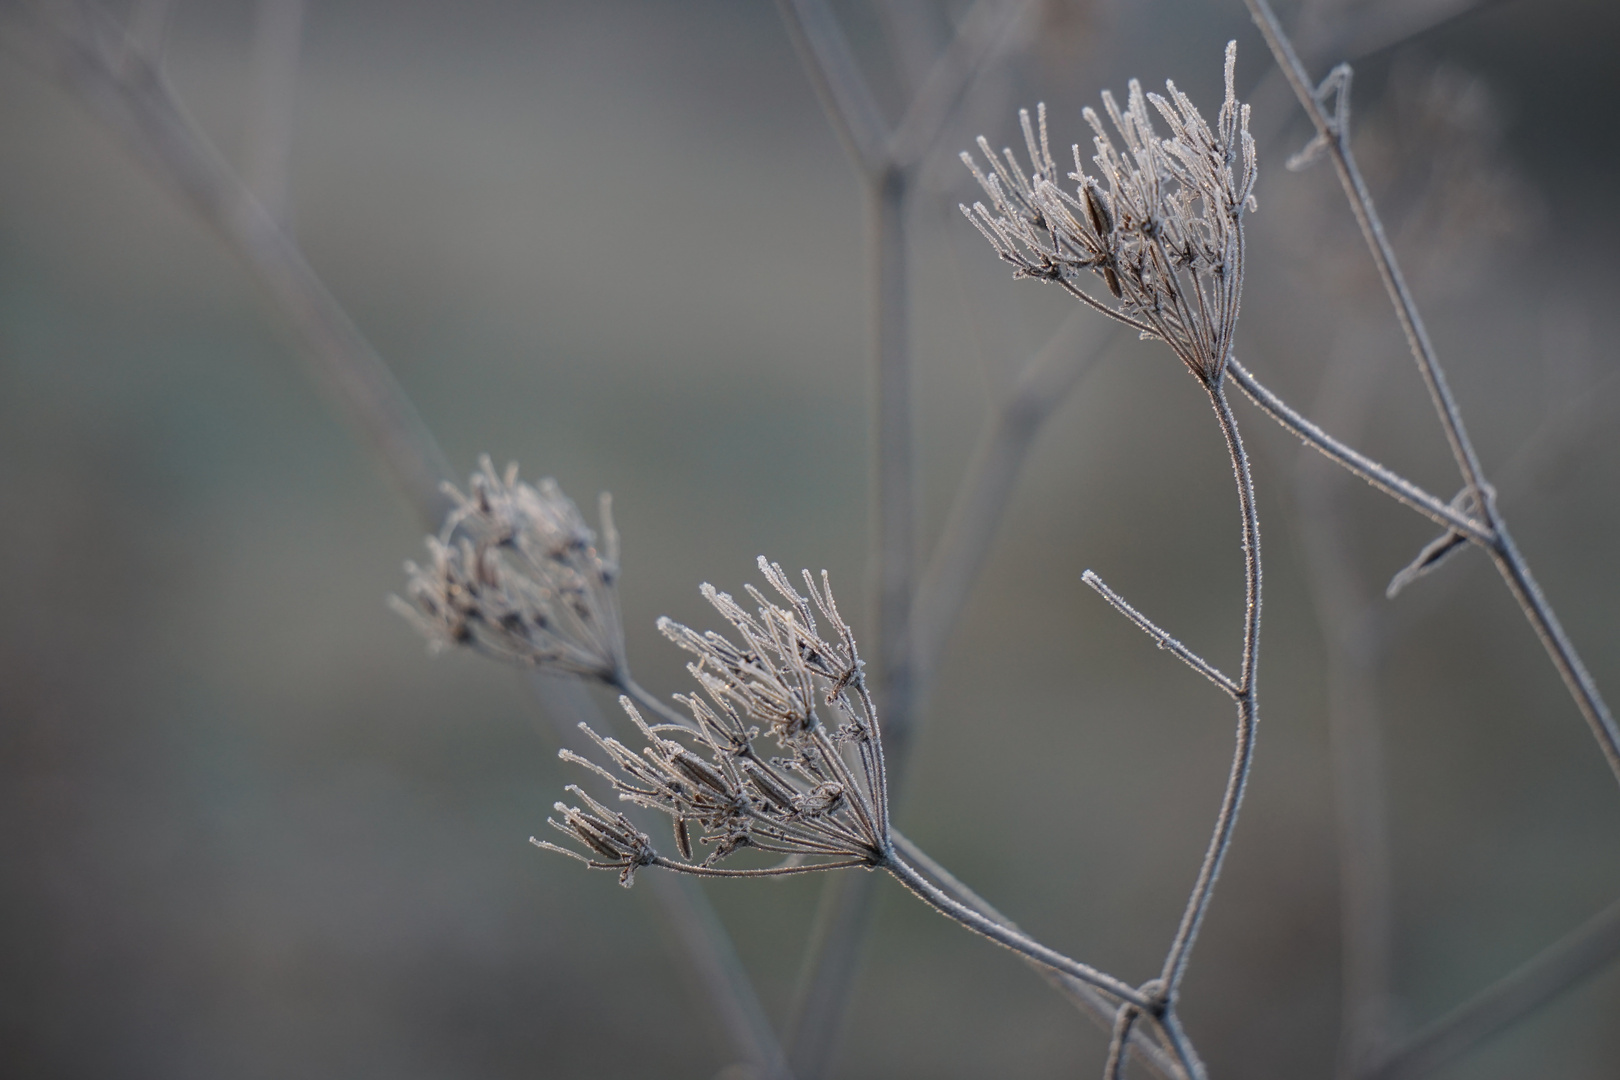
[12,9,792,1077]
[1367,896,1620,1080]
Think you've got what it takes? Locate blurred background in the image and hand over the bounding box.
[2,1,1619,1077]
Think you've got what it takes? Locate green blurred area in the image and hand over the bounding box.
[2,2,1619,1077]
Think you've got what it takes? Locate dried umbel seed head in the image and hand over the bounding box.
[961,41,1258,385]
[391,456,626,682]
[535,559,893,885]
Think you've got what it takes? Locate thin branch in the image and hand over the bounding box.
[888,0,1025,167]
[25,9,455,526]
[780,175,912,1080]
[1104,1004,1145,1080]
[774,0,891,176]
[1245,0,1487,501]
[1226,359,1488,543]
[631,672,1176,1067]
[776,0,913,1067]
[1367,895,1620,1080]
[1081,570,1240,699]
[1244,0,1620,788]
[910,317,1119,696]
[882,850,1152,1007]
[889,832,1185,1079]
[870,168,917,759]
[1158,386,1261,1003]
[1482,528,1620,784]
[652,857,871,878]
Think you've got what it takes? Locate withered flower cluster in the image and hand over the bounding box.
[962,41,1257,385]
[392,457,626,681]
[535,558,893,885]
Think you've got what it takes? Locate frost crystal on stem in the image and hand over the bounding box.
[392,456,626,681]
[962,41,1257,385]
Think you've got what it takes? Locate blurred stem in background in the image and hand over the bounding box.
[773,3,1034,1074]
[2,4,798,1076]
[1245,2,1620,1076]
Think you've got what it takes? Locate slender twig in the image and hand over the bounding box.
[775,3,1018,1069]
[1075,380,1261,1080]
[881,850,1152,1006]
[23,8,455,525]
[889,833,1185,1079]
[1156,385,1261,1002]
[1225,359,1486,542]
[1246,1,1485,500]
[1104,1004,1145,1080]
[646,857,870,878]
[870,167,916,761]
[1244,0,1620,788]
[1366,895,1620,1080]
[1081,570,1240,699]
[627,669,1186,1076]
[774,0,889,176]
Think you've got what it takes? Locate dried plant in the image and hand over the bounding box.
[528,556,1192,1071]
[392,456,626,682]
[961,41,1256,384]
[536,559,890,882]
[958,44,1264,1077]
[16,2,1620,1079]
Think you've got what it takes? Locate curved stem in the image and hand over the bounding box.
[881,850,1152,1007]
[1159,384,1261,999]
[888,833,1185,1078]
[1225,359,1487,543]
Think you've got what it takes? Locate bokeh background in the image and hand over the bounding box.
[3,1,1619,1077]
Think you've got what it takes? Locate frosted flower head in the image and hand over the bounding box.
[536,558,892,884]
[961,41,1257,385]
[392,456,625,682]
[538,784,658,887]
